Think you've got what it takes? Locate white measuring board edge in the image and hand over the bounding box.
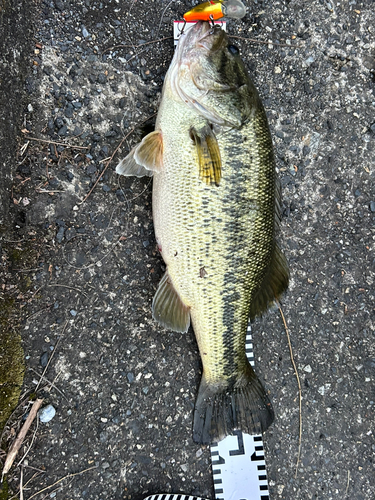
[173,21,227,46]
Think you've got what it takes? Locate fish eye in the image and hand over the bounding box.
[227,44,239,55]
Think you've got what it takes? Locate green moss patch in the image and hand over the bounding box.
[0,328,25,432]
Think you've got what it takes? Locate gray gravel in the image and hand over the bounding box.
[1,0,375,499]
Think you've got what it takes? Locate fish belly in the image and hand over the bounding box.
[153,103,275,384]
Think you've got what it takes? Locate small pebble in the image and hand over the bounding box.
[56,226,65,243]
[58,125,68,136]
[369,201,375,212]
[40,351,49,368]
[65,227,76,241]
[39,404,56,423]
[97,73,107,84]
[82,26,90,38]
[70,309,77,316]
[303,145,311,156]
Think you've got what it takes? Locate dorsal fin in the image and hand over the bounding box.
[250,243,289,320]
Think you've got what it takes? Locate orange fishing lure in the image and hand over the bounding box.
[184,1,225,22]
[183,0,246,22]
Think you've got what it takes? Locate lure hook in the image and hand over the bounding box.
[179,19,187,35]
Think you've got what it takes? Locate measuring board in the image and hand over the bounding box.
[144,323,270,500]
[143,22,270,500]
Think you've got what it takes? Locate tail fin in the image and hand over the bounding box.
[193,366,274,444]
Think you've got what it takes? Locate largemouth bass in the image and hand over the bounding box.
[116,21,289,444]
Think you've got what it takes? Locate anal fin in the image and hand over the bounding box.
[152,271,190,333]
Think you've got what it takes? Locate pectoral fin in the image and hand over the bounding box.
[134,130,163,171]
[152,271,190,333]
[116,130,163,177]
[190,126,222,186]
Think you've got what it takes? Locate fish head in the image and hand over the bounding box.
[169,21,255,127]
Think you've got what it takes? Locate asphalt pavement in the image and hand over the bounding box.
[0,1,374,499]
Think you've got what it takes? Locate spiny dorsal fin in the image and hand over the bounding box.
[116,130,163,177]
[190,125,222,186]
[249,243,289,320]
[152,271,190,333]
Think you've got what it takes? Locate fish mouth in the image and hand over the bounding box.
[193,20,211,38]
[193,21,225,52]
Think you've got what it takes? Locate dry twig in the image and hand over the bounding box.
[17,416,39,469]
[35,323,66,393]
[277,301,302,479]
[1,398,44,479]
[229,34,302,49]
[19,465,24,500]
[26,466,97,500]
[28,368,67,401]
[47,283,88,298]
[78,112,156,204]
[25,306,52,321]
[103,36,173,54]
[345,470,350,495]
[157,0,175,38]
[8,471,44,500]
[20,141,30,156]
[25,136,89,150]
